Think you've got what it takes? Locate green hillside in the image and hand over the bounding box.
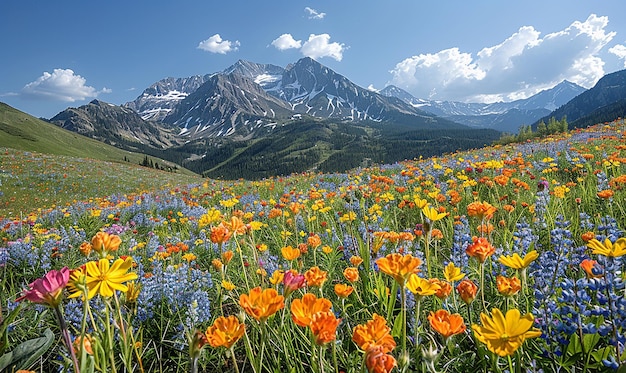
[0,102,202,217]
[0,102,195,176]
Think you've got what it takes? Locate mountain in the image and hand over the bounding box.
[123,75,213,121]
[221,59,285,91]
[49,100,183,149]
[268,57,447,124]
[162,73,296,139]
[381,81,586,133]
[533,69,626,129]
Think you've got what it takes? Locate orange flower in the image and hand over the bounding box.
[211,259,223,272]
[581,231,596,242]
[73,334,94,355]
[343,267,360,282]
[597,189,614,199]
[281,245,301,261]
[290,293,332,327]
[91,231,121,257]
[210,223,231,244]
[352,313,396,353]
[456,279,478,305]
[467,201,497,220]
[375,253,421,286]
[223,216,248,235]
[334,283,354,298]
[496,275,521,296]
[205,315,246,348]
[350,255,364,266]
[307,234,322,248]
[364,345,397,373]
[239,287,285,322]
[429,278,452,299]
[79,242,92,256]
[222,250,234,264]
[310,311,341,345]
[428,309,466,339]
[466,236,496,263]
[580,259,603,278]
[304,266,328,288]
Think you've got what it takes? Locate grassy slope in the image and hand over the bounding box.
[0,102,196,176]
[0,102,202,217]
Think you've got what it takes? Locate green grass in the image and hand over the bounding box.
[0,102,202,218]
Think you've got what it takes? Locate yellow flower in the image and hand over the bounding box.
[443,262,465,282]
[221,280,236,291]
[85,257,138,299]
[406,274,440,296]
[587,237,626,257]
[422,205,447,221]
[472,308,541,357]
[498,250,539,269]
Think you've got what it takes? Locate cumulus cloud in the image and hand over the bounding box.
[300,34,345,61]
[271,34,302,50]
[197,34,240,54]
[609,44,626,67]
[21,69,104,102]
[305,7,325,20]
[389,14,616,102]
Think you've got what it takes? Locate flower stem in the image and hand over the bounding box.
[53,304,80,373]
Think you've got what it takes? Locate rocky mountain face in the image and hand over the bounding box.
[380,81,586,133]
[123,75,213,122]
[162,73,295,139]
[49,100,182,148]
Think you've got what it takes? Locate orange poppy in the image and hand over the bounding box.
[466,236,496,263]
[304,266,328,288]
[205,315,246,348]
[210,223,232,244]
[281,245,301,261]
[343,267,360,282]
[428,309,466,339]
[467,201,497,220]
[310,311,341,345]
[375,253,422,286]
[239,287,285,322]
[364,345,397,373]
[496,275,521,296]
[352,313,396,353]
[91,231,121,257]
[456,279,478,305]
[290,293,332,327]
[334,283,354,298]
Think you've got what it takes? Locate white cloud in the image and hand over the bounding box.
[197,34,240,54]
[609,44,626,67]
[305,7,325,20]
[271,34,302,50]
[389,14,616,102]
[21,69,103,102]
[300,34,345,61]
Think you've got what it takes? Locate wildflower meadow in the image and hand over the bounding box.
[1,119,626,372]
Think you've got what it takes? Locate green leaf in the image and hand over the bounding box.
[391,312,403,339]
[6,328,55,370]
[0,350,13,372]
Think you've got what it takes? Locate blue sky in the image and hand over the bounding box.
[2,0,626,119]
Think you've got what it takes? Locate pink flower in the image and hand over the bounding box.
[17,267,70,307]
[283,270,306,296]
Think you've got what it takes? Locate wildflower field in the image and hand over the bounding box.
[1,120,626,373]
